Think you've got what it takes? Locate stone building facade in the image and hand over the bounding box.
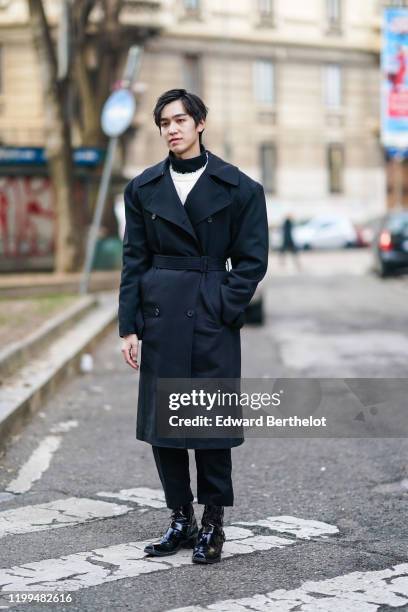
[0,0,384,227]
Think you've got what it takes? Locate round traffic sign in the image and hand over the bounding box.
[101,89,136,137]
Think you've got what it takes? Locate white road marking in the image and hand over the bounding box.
[5,421,78,495]
[5,436,61,494]
[0,498,131,538]
[0,488,172,538]
[97,487,167,508]
[0,526,296,591]
[0,486,212,538]
[235,516,339,539]
[49,420,78,434]
[169,563,408,611]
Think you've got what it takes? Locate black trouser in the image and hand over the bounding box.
[152,446,234,509]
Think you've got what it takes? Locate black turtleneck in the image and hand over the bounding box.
[169,143,208,174]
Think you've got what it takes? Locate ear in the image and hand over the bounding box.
[197,119,206,133]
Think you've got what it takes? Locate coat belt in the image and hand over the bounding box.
[152,255,227,272]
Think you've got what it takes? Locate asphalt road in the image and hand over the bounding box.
[0,250,407,612]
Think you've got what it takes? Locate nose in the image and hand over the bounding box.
[168,121,179,135]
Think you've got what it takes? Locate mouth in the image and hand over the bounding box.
[169,138,182,144]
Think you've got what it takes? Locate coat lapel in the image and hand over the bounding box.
[184,151,239,225]
[142,162,199,244]
[139,150,240,246]
[184,171,232,226]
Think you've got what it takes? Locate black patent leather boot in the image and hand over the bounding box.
[144,503,198,557]
[192,505,226,564]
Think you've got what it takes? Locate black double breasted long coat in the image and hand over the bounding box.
[118,149,269,449]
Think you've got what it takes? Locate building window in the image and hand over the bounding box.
[183,54,202,95]
[183,0,199,13]
[326,0,342,32]
[260,143,276,194]
[258,0,273,18]
[327,143,344,193]
[323,64,342,110]
[253,60,275,105]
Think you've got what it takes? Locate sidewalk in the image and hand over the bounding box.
[0,270,120,298]
[0,290,118,451]
[268,248,374,276]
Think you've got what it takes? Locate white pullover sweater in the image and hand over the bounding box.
[169,160,208,205]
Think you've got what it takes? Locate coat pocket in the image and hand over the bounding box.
[206,286,223,326]
[200,272,228,328]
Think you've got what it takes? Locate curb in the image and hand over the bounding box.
[0,272,120,299]
[0,295,97,379]
[0,292,118,452]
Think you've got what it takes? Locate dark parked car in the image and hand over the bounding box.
[244,285,264,325]
[372,211,408,277]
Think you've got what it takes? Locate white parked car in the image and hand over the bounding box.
[293,215,357,250]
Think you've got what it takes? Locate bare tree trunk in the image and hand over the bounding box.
[72,0,104,146]
[28,0,84,272]
[75,49,103,146]
[75,0,123,147]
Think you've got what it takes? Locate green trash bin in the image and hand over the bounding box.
[93,237,123,270]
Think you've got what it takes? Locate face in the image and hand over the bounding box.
[159,99,205,157]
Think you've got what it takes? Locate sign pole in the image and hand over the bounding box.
[79,137,118,295]
[396,152,404,209]
[79,46,141,295]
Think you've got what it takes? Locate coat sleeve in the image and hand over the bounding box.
[220,181,269,329]
[118,179,152,338]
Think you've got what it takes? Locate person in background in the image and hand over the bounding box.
[279,214,301,270]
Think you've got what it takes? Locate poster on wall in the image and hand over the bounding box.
[381,7,408,150]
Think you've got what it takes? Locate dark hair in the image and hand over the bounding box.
[153,89,208,144]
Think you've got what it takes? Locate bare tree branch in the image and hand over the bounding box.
[28,0,84,271]
[27,0,152,269]
[28,0,58,90]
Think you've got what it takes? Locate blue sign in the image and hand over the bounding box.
[101,89,136,137]
[0,147,104,167]
[0,147,45,165]
[74,148,105,166]
[386,146,408,159]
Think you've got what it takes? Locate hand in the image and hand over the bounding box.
[121,334,139,370]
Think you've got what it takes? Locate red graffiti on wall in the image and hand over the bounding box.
[0,176,55,258]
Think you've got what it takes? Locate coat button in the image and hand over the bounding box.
[151,213,157,220]
[207,216,213,223]
[186,309,194,317]
[154,306,160,316]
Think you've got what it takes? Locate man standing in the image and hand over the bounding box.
[279,214,301,271]
[119,89,269,564]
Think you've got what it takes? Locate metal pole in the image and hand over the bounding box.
[395,152,404,209]
[122,46,142,86]
[79,137,118,294]
[79,45,142,295]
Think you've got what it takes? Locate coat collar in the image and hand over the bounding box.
[138,150,239,187]
[138,150,239,248]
